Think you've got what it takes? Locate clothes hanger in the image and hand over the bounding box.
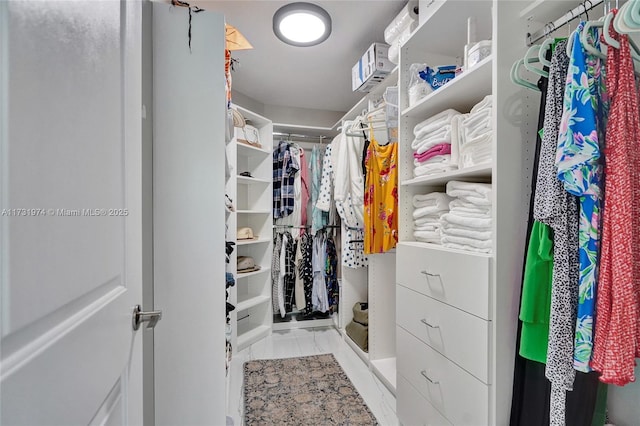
[523,45,549,77]
[510,59,540,91]
[538,23,558,68]
[578,0,609,59]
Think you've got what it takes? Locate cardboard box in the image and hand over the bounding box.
[352,42,394,93]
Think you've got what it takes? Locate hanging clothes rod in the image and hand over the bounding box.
[273,132,330,141]
[526,0,604,45]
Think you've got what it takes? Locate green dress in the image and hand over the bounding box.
[519,220,553,364]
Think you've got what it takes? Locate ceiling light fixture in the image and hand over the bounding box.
[273,2,332,47]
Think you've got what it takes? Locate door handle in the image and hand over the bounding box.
[420,270,440,278]
[132,304,162,330]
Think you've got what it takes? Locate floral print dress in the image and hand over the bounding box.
[364,138,398,254]
[556,22,607,373]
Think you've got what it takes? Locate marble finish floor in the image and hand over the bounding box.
[226,326,398,426]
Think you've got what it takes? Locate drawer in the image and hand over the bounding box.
[398,376,452,426]
[397,326,489,425]
[396,243,490,319]
[397,284,490,383]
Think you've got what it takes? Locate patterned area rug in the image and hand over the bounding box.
[244,354,378,425]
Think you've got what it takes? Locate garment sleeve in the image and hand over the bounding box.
[316,145,333,212]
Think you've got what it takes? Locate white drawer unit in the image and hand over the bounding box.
[396,243,491,320]
[397,284,490,383]
[397,376,452,426]
[397,326,489,425]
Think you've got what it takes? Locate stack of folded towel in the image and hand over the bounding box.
[412,192,453,244]
[440,181,492,253]
[411,109,462,177]
[458,95,493,168]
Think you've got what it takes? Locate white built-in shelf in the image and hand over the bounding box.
[237,175,270,185]
[236,295,270,312]
[333,66,399,128]
[401,56,493,120]
[236,209,271,214]
[236,141,271,157]
[371,358,397,394]
[404,0,492,56]
[519,0,584,22]
[401,164,492,187]
[235,105,271,127]
[237,325,271,349]
[271,314,335,331]
[236,238,271,246]
[237,267,271,279]
[399,241,493,258]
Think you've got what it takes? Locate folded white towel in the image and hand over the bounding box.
[470,95,493,114]
[411,128,451,151]
[462,112,492,140]
[441,226,492,240]
[440,219,491,232]
[413,205,449,219]
[414,230,442,244]
[449,209,492,219]
[441,212,492,228]
[414,223,440,232]
[459,132,492,168]
[414,162,457,177]
[415,120,452,139]
[450,114,466,167]
[443,242,492,253]
[446,181,492,205]
[449,199,491,212]
[415,216,442,226]
[442,234,493,249]
[413,192,453,208]
[414,109,461,136]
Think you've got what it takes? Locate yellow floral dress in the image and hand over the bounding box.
[364,138,398,254]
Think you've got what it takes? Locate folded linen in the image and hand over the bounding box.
[459,132,492,168]
[413,192,453,208]
[415,216,443,226]
[441,226,492,240]
[449,199,491,212]
[443,242,492,253]
[413,205,449,219]
[415,222,439,230]
[411,128,451,151]
[470,95,493,114]
[462,112,492,140]
[442,234,493,249]
[450,114,465,166]
[413,109,461,136]
[441,212,492,228]
[446,181,492,205]
[414,155,453,167]
[440,218,490,231]
[414,162,457,177]
[414,230,442,244]
[414,143,451,162]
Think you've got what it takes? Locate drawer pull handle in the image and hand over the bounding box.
[420,318,440,328]
[420,370,439,385]
[420,270,440,277]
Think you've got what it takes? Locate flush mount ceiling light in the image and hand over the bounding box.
[273,2,332,47]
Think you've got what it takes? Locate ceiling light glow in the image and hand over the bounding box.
[273,3,332,47]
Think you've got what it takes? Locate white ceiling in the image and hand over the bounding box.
[195,0,407,113]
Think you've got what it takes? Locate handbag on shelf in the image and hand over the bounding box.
[232,109,262,148]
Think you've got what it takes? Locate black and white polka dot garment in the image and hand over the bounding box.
[298,232,314,314]
[335,197,368,269]
[532,39,580,426]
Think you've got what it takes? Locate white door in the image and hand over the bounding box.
[0,1,144,425]
[152,4,227,426]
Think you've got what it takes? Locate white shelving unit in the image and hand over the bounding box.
[227,104,274,352]
[395,1,535,425]
[330,67,399,395]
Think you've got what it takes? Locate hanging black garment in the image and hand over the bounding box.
[283,232,297,313]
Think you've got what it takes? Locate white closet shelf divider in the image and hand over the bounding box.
[236,238,271,246]
[398,241,493,259]
[236,209,271,214]
[236,267,271,279]
[401,164,492,187]
[236,142,271,157]
[237,325,271,349]
[519,0,584,22]
[237,175,270,185]
[401,56,493,120]
[236,295,271,312]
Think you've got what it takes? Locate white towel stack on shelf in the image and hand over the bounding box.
[412,192,453,244]
[440,181,492,253]
[458,95,493,168]
[411,109,462,177]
